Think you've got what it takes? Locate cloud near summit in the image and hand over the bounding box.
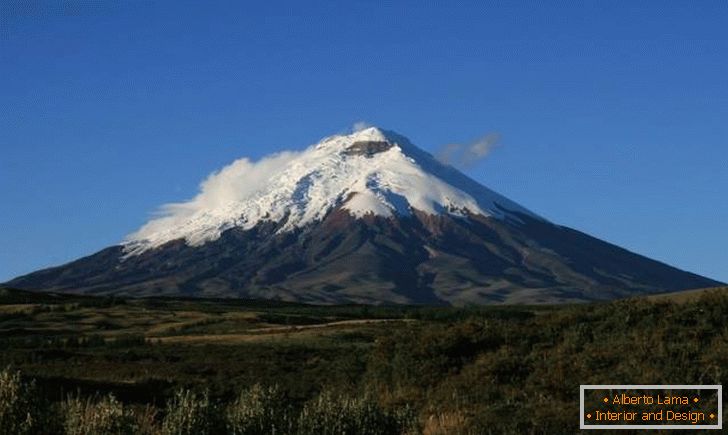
[436,133,501,168]
[127,151,300,242]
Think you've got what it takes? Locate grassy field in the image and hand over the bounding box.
[1,286,727,434]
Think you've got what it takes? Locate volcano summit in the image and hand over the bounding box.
[6,127,721,304]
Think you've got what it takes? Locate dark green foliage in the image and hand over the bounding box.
[161,389,223,435]
[0,368,40,435]
[366,292,728,431]
[0,368,60,435]
[62,394,139,435]
[296,390,415,435]
[2,287,728,432]
[225,384,293,434]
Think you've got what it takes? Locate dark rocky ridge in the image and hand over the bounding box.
[344,141,393,157]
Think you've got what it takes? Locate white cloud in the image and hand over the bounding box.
[436,133,501,168]
[127,151,299,242]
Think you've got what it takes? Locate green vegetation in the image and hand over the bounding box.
[160,389,221,435]
[225,385,291,435]
[0,368,413,435]
[62,394,145,435]
[1,286,727,433]
[0,368,44,435]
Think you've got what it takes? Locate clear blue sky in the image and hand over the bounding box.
[1,1,726,283]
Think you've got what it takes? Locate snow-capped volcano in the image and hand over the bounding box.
[124,127,539,255]
[5,127,722,305]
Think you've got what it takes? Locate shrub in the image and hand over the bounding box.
[0,368,44,435]
[225,384,292,435]
[161,389,221,435]
[131,405,159,435]
[392,405,419,435]
[62,394,137,435]
[297,390,414,435]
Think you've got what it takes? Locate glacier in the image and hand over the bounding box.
[124,127,541,256]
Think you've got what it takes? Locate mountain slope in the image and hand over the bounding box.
[5,127,722,305]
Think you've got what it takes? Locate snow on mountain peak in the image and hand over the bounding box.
[347,126,389,141]
[123,127,541,255]
[316,126,391,152]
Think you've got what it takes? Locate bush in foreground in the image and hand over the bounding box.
[62,394,138,435]
[0,369,40,435]
[297,390,416,435]
[225,384,293,434]
[161,389,222,435]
